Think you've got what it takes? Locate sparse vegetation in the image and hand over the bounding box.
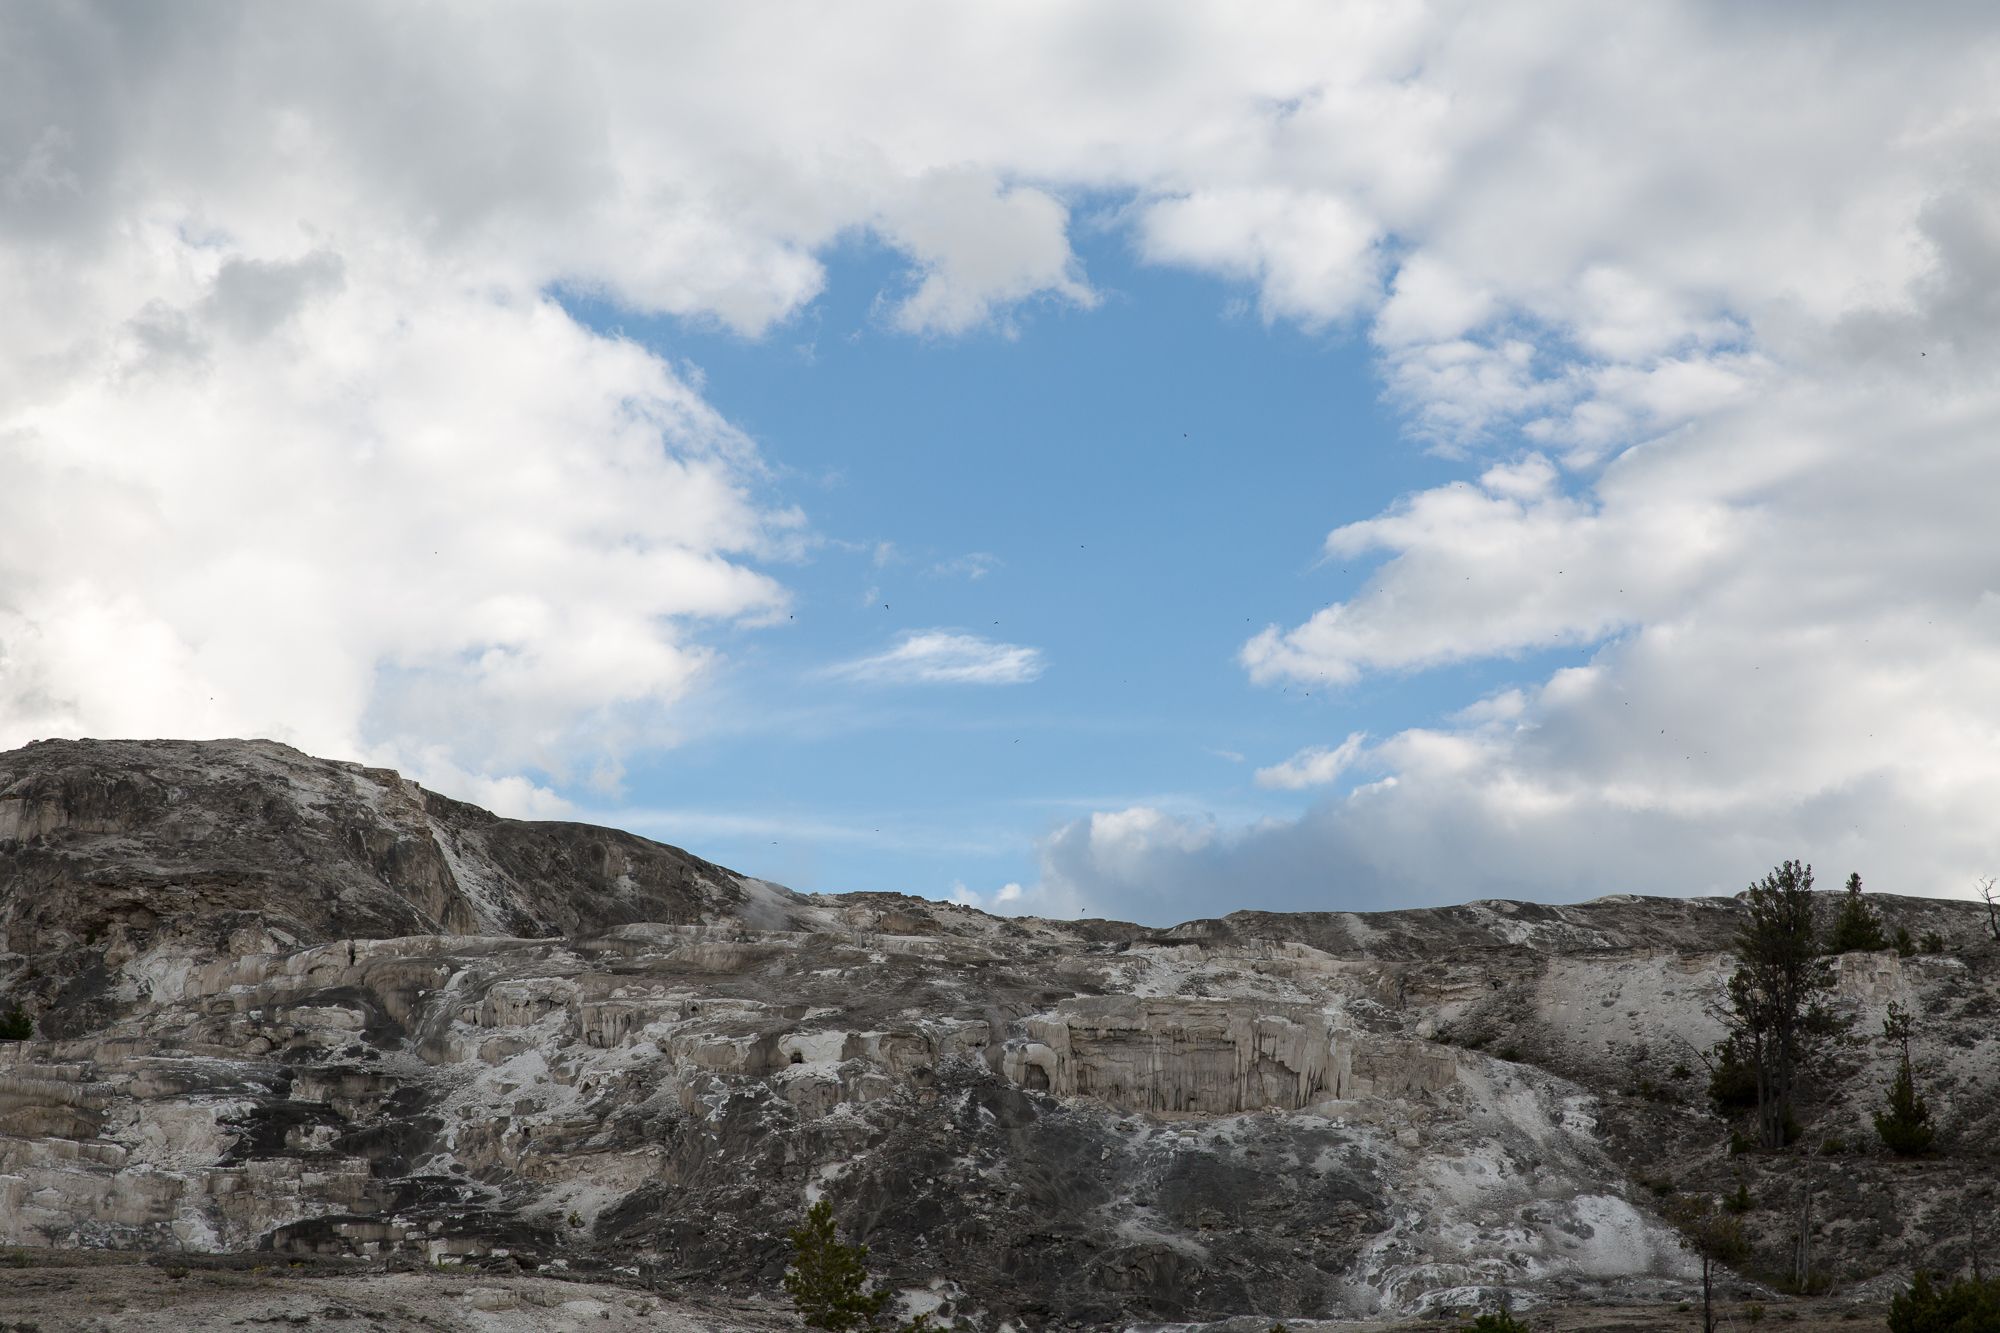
[1668,1194,1752,1333]
[1828,873,1889,953]
[1897,927,1918,958]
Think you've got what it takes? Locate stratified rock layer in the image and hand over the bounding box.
[2,739,1997,1330]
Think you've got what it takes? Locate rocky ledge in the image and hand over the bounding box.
[1,739,1996,1330]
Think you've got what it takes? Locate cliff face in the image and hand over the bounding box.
[1,739,1996,1329]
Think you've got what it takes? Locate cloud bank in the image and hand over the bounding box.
[2,3,1997,910]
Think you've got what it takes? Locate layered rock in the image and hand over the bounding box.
[2,739,1998,1328]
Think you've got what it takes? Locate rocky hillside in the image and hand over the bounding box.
[1,738,1996,1329]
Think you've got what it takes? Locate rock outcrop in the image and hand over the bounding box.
[2,738,1997,1329]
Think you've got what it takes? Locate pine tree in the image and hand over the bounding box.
[1725,861,1848,1149]
[1874,1002,1934,1157]
[1827,872,1889,953]
[785,1201,892,1333]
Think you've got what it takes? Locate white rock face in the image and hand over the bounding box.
[1019,997,1332,1114]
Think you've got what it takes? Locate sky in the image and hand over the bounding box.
[4,2,2000,924]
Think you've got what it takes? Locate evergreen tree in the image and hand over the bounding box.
[1827,872,1890,953]
[785,1202,892,1333]
[1874,1002,1934,1157]
[1724,861,1848,1149]
[0,1006,31,1041]
[1888,1271,2000,1333]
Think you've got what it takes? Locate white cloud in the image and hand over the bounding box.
[880,170,1097,334]
[830,632,1045,686]
[4,3,2000,895]
[1254,734,1367,790]
[948,879,1026,911]
[1053,369,2000,916]
[931,553,1002,579]
[0,234,792,803]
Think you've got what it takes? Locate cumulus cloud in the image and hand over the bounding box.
[0,242,792,794]
[1050,366,2000,918]
[4,2,2000,893]
[830,632,1045,686]
[948,879,1025,911]
[1025,4,2000,917]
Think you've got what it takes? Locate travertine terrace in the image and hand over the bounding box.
[2,739,1996,1329]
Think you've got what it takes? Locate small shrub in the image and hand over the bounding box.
[0,1007,31,1042]
[565,1211,582,1229]
[1459,1313,1530,1333]
[1895,926,1917,958]
[1820,1137,1846,1156]
[1920,932,1945,955]
[1747,1304,1766,1323]
[1725,1183,1755,1214]
[1497,1046,1522,1063]
[1671,1063,1692,1080]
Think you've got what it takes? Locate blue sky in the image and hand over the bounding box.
[7,3,2000,923]
[564,237,1583,911]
